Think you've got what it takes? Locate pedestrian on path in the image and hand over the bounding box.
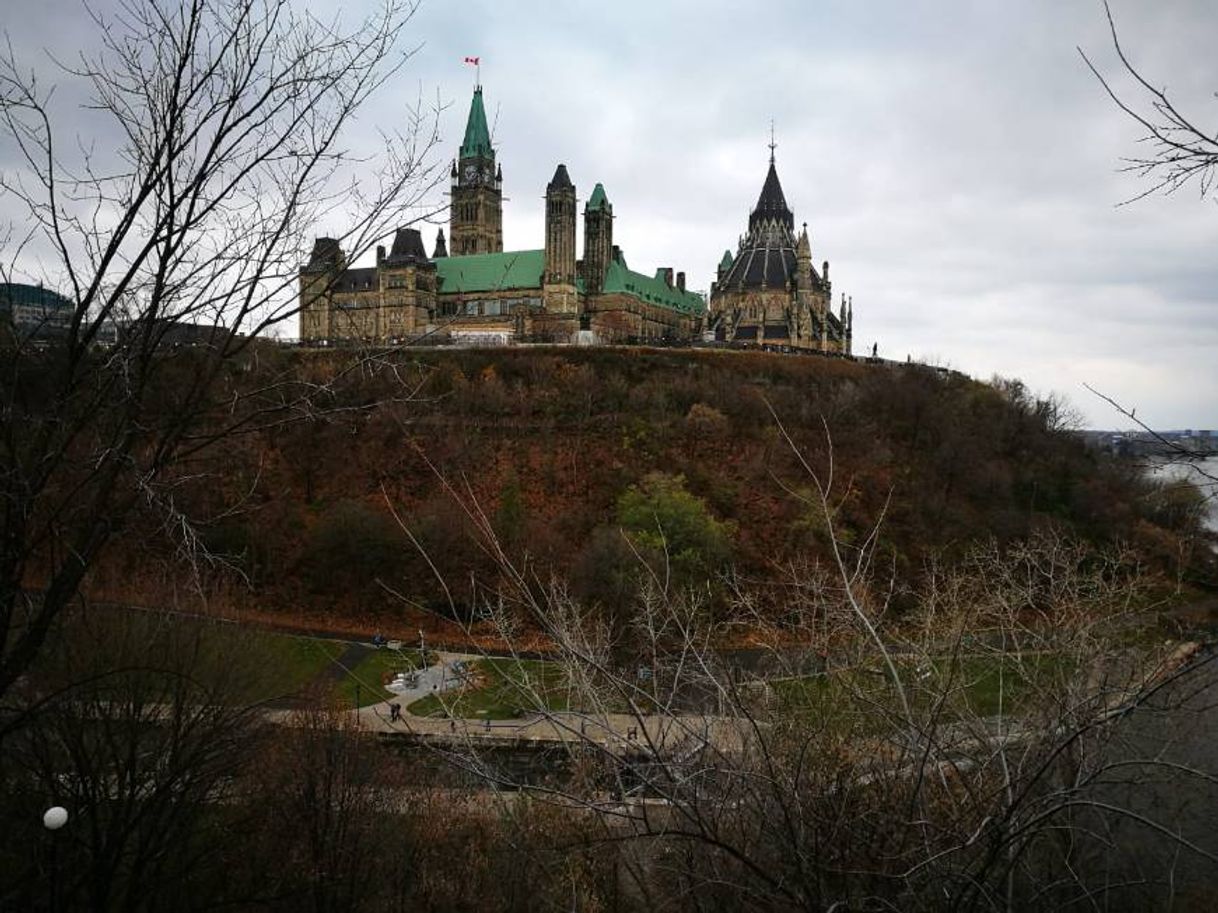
[389,703,401,723]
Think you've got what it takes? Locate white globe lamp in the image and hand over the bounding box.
[43,806,69,831]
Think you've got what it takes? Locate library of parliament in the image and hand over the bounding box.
[299,84,853,354]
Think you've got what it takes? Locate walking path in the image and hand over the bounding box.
[356,652,735,753]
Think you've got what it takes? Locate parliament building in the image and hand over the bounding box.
[299,85,704,346]
[299,85,852,354]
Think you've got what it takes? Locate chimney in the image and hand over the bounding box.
[376,245,386,263]
[661,267,674,288]
[676,271,686,292]
[823,260,830,282]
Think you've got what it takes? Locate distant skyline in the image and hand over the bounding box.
[3,0,1215,428]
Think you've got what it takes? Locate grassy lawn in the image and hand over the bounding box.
[953,654,1073,717]
[187,624,340,704]
[199,624,430,707]
[408,658,569,720]
[332,647,431,708]
[250,631,341,697]
[771,653,1076,724]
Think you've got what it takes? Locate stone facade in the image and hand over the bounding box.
[709,150,853,354]
[299,85,705,346]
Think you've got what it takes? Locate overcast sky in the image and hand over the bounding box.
[4,0,1216,428]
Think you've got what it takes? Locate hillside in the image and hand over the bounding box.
[85,346,1208,632]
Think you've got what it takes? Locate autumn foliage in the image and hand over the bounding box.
[83,346,1208,632]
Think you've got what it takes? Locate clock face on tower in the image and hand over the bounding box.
[462,163,478,184]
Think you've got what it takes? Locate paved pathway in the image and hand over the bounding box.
[351,652,739,754]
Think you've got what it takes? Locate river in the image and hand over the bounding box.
[1146,455,1218,534]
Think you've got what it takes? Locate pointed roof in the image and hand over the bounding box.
[796,226,811,259]
[718,249,734,271]
[303,237,345,272]
[460,86,493,159]
[433,228,448,259]
[547,163,573,191]
[750,157,794,232]
[587,183,610,212]
[386,227,430,264]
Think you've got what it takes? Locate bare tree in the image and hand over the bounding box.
[1079,1,1218,205]
[395,422,1218,911]
[0,0,445,716]
[0,608,270,911]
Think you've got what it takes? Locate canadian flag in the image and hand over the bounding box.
[463,56,480,65]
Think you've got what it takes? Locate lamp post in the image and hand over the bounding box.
[43,806,68,913]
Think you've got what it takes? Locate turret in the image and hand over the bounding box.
[717,249,734,282]
[379,227,436,339]
[299,237,347,341]
[433,228,448,259]
[795,224,813,289]
[544,164,577,289]
[846,296,854,355]
[582,182,613,296]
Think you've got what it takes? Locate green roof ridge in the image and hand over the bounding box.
[587,183,609,211]
[602,260,705,316]
[460,87,493,160]
[435,249,544,294]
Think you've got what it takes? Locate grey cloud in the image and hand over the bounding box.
[3,0,1215,426]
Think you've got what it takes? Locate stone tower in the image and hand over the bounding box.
[299,237,346,339]
[582,183,613,296]
[450,85,503,255]
[543,164,578,314]
[377,227,436,338]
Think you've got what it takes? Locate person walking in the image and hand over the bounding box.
[389,702,401,723]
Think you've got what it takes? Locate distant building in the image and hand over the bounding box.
[708,146,852,354]
[0,283,75,341]
[300,84,706,346]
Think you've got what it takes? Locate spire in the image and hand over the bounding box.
[587,183,610,212]
[547,163,574,191]
[754,161,791,222]
[460,86,493,159]
[718,249,734,271]
[750,144,794,235]
[433,228,448,258]
[796,223,811,259]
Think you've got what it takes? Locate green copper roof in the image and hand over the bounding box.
[460,87,493,160]
[587,183,610,211]
[719,249,734,270]
[432,247,702,315]
[436,250,544,294]
[602,260,705,316]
